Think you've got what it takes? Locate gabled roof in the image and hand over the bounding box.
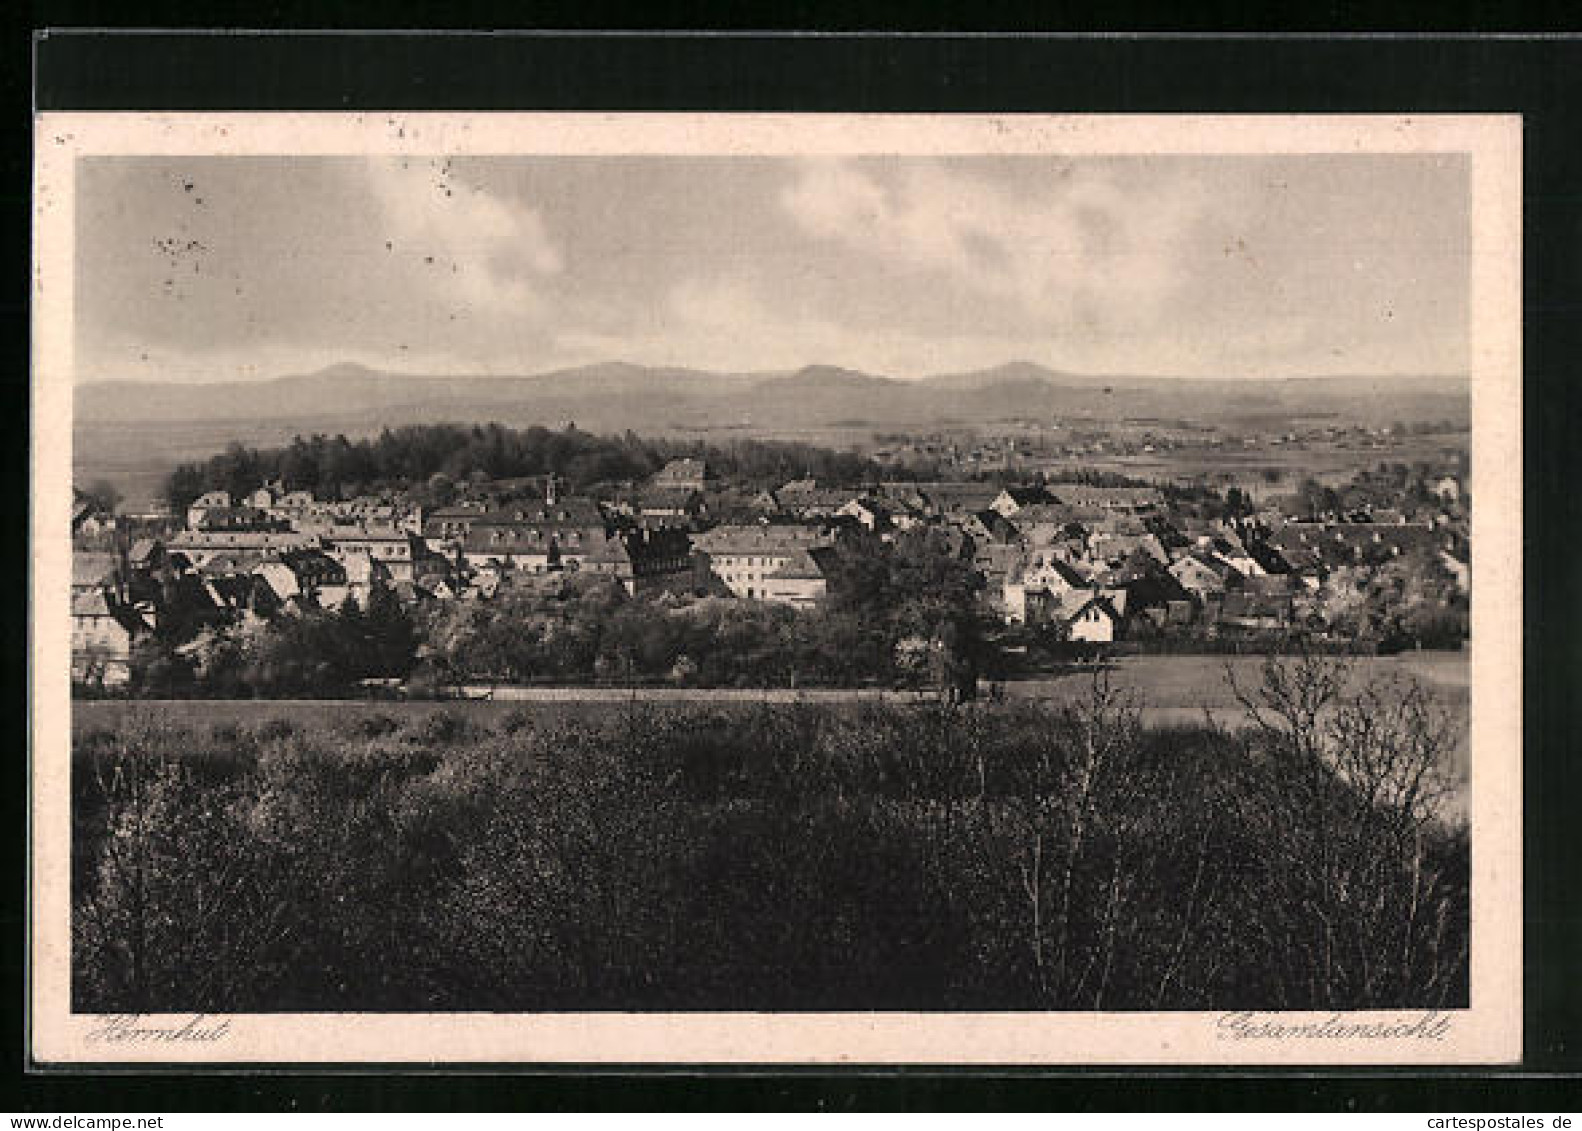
[204,574,255,608]
[1062,591,1124,624]
[765,546,832,582]
[254,561,302,601]
[198,552,266,576]
[969,509,1021,542]
[838,496,891,521]
[695,523,827,556]
[776,487,852,510]
[127,538,162,565]
[471,498,607,528]
[996,485,1056,506]
[1014,555,1087,589]
[1048,484,1164,509]
[635,486,703,510]
[1172,551,1240,581]
[72,553,118,589]
[654,457,712,483]
[71,588,115,617]
[913,482,1002,511]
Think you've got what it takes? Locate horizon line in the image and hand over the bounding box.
[74,358,1474,388]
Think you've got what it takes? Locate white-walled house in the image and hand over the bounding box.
[1064,592,1126,643]
[694,524,831,602]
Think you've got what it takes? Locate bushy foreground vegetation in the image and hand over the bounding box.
[72,656,1468,1013]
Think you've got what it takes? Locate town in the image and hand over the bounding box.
[57,137,1488,1023]
[70,423,1470,696]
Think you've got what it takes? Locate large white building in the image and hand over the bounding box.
[694,524,832,603]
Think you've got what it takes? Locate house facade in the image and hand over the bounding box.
[1066,594,1124,643]
[694,524,831,602]
[70,590,146,687]
[758,547,833,607]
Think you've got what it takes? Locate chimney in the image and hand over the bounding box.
[545,473,558,506]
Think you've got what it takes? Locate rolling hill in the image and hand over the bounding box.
[73,360,1470,510]
[76,360,1470,435]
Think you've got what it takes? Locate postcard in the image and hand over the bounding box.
[32,112,1522,1064]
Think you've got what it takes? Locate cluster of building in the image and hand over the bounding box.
[70,457,1470,687]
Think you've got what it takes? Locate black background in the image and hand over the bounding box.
[12,25,1582,1112]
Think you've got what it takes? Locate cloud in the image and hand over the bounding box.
[780,159,1208,328]
[72,154,1466,385]
[365,158,562,316]
[554,276,1068,377]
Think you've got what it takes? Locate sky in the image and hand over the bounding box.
[72,152,1470,384]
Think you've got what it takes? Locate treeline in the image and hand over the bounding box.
[163,424,887,511]
[420,528,987,689]
[419,581,887,691]
[125,585,418,699]
[418,527,991,693]
[72,655,1469,1012]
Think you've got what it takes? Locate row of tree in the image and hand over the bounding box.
[163,424,888,512]
[129,585,418,698]
[415,528,992,695]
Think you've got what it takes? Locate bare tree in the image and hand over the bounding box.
[1010,661,1144,1007]
[1225,649,1468,1008]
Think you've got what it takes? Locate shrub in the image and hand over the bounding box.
[71,661,1469,1012]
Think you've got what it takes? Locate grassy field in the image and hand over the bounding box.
[73,652,1470,779]
[1006,651,1468,707]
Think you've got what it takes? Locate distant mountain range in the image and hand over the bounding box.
[75,360,1470,436]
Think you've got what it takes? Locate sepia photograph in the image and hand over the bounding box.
[30,112,1523,1064]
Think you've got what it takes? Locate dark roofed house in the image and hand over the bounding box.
[906,482,1002,516]
[580,527,695,596]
